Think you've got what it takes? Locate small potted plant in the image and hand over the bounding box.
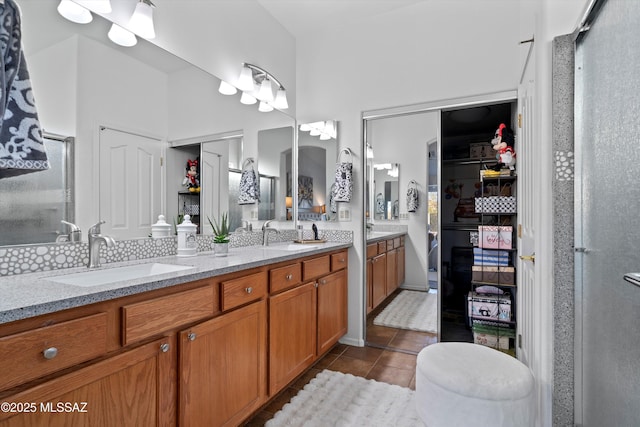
[208,212,230,256]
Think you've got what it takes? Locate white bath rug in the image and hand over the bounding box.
[373,290,437,333]
[265,369,423,427]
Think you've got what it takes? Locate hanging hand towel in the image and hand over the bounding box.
[329,182,337,213]
[332,148,353,202]
[0,0,49,179]
[407,180,420,212]
[238,158,260,205]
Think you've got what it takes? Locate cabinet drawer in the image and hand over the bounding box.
[367,243,378,259]
[393,237,401,248]
[302,255,331,281]
[377,241,387,254]
[221,272,267,311]
[270,263,302,294]
[122,285,217,346]
[0,312,108,391]
[387,239,395,249]
[331,251,348,272]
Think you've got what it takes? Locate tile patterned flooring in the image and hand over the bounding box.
[245,290,438,426]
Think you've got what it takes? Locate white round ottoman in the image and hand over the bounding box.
[415,342,535,427]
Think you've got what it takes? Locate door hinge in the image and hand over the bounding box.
[518,114,522,128]
[517,224,522,238]
[160,157,164,167]
[518,334,522,348]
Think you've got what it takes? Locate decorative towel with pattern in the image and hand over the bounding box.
[0,0,49,178]
[332,148,353,202]
[407,180,419,212]
[238,158,260,204]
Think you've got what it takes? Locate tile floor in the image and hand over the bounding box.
[245,290,438,426]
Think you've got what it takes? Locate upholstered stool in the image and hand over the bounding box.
[415,342,535,427]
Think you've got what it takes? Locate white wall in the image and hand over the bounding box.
[295,1,522,345]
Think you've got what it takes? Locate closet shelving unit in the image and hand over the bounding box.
[468,167,517,356]
[178,191,201,234]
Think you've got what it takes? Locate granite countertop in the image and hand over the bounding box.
[0,241,351,325]
[366,231,407,243]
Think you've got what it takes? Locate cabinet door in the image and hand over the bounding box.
[372,253,387,308]
[0,337,175,427]
[269,282,317,396]
[179,300,267,427]
[397,245,406,287]
[317,269,347,355]
[386,248,398,296]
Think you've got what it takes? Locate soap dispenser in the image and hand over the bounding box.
[177,215,197,257]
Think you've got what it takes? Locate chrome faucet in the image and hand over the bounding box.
[261,220,279,246]
[235,220,252,233]
[87,221,116,268]
[56,220,82,242]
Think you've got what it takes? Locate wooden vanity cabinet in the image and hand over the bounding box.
[269,249,348,397]
[0,336,175,427]
[179,299,267,427]
[367,235,406,312]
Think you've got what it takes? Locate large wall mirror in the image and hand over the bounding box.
[297,120,338,222]
[2,0,294,245]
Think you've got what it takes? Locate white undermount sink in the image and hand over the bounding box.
[48,263,195,287]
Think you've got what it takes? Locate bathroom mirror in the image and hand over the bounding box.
[297,121,338,222]
[257,126,294,221]
[372,163,400,220]
[2,0,294,244]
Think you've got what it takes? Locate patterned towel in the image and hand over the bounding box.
[0,0,49,178]
[238,164,259,204]
[332,149,353,202]
[407,181,419,212]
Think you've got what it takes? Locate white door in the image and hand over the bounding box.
[99,127,163,239]
[200,140,229,234]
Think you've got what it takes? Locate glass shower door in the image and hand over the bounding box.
[576,0,640,424]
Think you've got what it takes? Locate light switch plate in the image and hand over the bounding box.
[338,207,351,221]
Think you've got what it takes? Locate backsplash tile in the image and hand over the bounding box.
[0,229,353,277]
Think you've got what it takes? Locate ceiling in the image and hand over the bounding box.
[256,0,430,38]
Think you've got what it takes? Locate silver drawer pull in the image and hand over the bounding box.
[286,274,293,280]
[320,279,327,285]
[160,343,170,353]
[188,332,196,341]
[245,287,253,294]
[43,347,58,360]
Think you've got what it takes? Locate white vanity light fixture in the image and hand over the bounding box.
[129,0,156,39]
[108,23,137,47]
[218,81,237,95]
[366,143,374,159]
[57,0,93,24]
[224,63,288,112]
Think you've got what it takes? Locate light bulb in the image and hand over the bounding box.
[57,0,93,24]
[257,78,274,103]
[319,133,331,140]
[108,23,137,47]
[299,123,311,132]
[129,0,155,39]
[273,88,288,109]
[323,121,336,138]
[218,81,237,95]
[240,92,257,105]
[237,66,255,92]
[258,101,274,113]
[309,127,321,136]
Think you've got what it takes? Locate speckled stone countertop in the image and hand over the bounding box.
[366,231,406,243]
[0,241,351,325]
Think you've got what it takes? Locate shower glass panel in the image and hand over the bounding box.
[575,0,640,425]
[0,136,73,245]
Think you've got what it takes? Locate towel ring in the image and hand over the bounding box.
[337,148,353,163]
[242,157,256,170]
[408,179,419,188]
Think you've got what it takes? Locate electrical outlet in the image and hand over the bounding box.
[399,213,408,220]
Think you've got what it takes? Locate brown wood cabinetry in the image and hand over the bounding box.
[179,299,267,427]
[367,235,406,312]
[269,281,317,395]
[0,246,349,427]
[0,336,175,427]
